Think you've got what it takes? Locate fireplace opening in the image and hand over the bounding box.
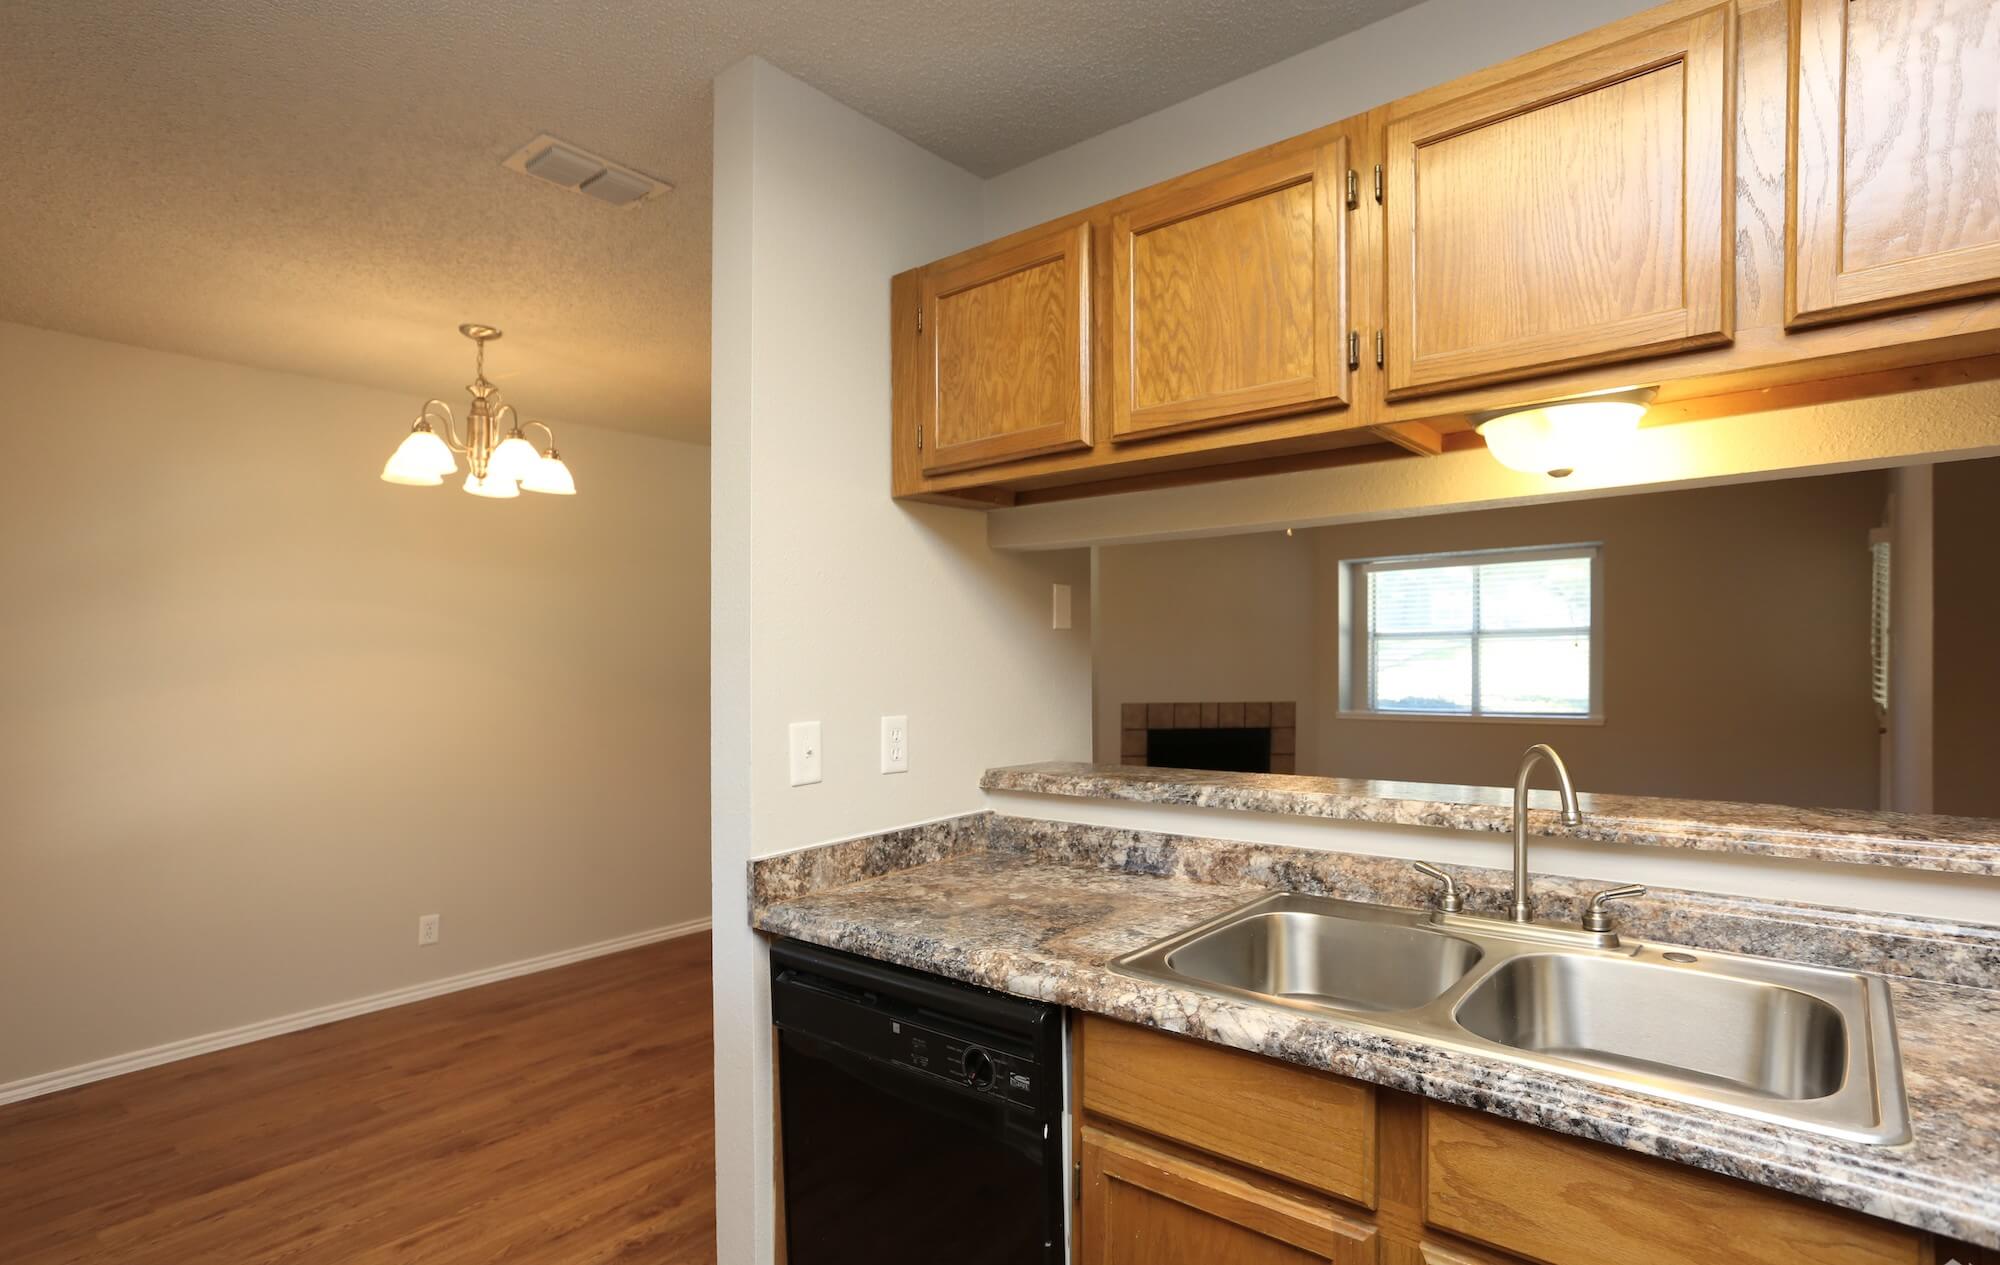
[1146,726,1273,774]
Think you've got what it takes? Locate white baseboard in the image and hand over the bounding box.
[0,916,712,1107]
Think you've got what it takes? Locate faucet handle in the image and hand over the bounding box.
[1581,883,1647,933]
[1412,862,1464,914]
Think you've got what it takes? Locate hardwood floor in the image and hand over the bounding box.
[0,933,717,1264]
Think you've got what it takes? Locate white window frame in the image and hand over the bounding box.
[1339,543,1606,724]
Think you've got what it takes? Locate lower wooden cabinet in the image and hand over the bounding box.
[1074,1016,1941,1265]
[1080,1126,1378,1265]
[1424,1105,1931,1265]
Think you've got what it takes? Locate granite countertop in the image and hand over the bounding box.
[751,824,2000,1248]
[983,762,2000,878]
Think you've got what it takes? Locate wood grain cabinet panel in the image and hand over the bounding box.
[1383,3,1734,397]
[1078,1015,1377,1206]
[918,223,1091,474]
[1081,1127,1379,1265]
[1789,0,2000,326]
[1423,1104,1932,1265]
[1110,141,1352,440]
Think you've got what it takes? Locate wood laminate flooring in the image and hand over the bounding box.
[0,933,717,1264]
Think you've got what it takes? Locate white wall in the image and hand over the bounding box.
[981,0,1652,237]
[709,58,1093,1264]
[0,321,710,1088]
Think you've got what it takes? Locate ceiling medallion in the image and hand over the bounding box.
[380,324,576,498]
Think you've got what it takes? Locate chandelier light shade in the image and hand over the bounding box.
[380,428,458,485]
[519,450,577,495]
[381,325,579,499]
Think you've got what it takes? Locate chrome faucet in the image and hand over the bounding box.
[1511,743,1582,923]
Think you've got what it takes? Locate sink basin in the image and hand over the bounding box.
[1165,907,1482,1013]
[1110,890,1909,1144]
[1454,953,1847,1100]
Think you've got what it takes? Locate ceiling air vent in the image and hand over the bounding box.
[502,134,672,209]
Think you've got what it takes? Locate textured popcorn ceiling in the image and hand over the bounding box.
[2,0,1420,442]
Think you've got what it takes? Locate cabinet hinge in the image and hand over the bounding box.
[1073,1159,1083,1205]
[1348,330,1360,371]
[1373,163,1384,205]
[916,306,923,335]
[1375,329,1385,368]
[915,422,923,451]
[1345,168,1359,211]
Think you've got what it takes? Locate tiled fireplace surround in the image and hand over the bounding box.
[1119,700,1297,774]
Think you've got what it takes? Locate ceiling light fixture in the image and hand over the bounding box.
[381,325,577,499]
[1472,387,1656,478]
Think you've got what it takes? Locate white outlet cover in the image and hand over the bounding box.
[418,914,440,946]
[1052,583,1073,630]
[789,720,823,786]
[881,715,909,774]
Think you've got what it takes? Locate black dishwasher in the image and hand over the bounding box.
[771,938,1066,1264]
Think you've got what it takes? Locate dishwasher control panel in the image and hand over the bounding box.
[887,1020,1040,1108]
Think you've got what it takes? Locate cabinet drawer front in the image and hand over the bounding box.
[1082,1127,1378,1265]
[1110,142,1351,440]
[1424,1105,1930,1265]
[1080,1017,1376,1206]
[1789,0,2000,326]
[1384,3,1734,398]
[920,223,1092,474]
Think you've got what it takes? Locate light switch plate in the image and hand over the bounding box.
[1052,583,1073,630]
[881,715,909,774]
[789,721,823,786]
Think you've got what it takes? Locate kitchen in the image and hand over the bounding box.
[720,0,2000,1261]
[4,0,1994,1260]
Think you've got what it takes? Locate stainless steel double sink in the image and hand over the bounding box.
[1110,891,1909,1144]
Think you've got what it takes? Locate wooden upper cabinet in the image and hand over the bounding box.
[918,223,1091,475]
[1789,0,2000,327]
[1109,140,1352,440]
[1383,2,1735,398]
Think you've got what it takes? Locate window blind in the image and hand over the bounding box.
[1361,549,1596,718]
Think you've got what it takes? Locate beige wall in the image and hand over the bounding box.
[0,321,710,1087]
[1304,475,1887,807]
[1092,535,1315,764]
[708,59,1094,1264]
[1091,475,1889,808]
[1934,456,2000,817]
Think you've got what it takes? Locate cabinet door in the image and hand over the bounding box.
[1109,141,1351,440]
[1424,1105,1931,1265]
[1789,0,2000,327]
[919,223,1091,474]
[1383,4,1734,398]
[1080,1127,1377,1265]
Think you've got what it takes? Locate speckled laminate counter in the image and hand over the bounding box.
[983,762,2000,878]
[749,814,2000,1248]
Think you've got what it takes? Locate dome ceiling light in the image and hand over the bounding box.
[1471,387,1656,478]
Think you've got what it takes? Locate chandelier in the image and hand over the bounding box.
[380,324,577,498]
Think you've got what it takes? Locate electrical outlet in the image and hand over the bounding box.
[881,715,909,774]
[418,914,440,946]
[1052,583,1073,630]
[789,721,822,786]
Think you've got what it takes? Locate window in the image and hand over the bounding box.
[1346,546,1601,720]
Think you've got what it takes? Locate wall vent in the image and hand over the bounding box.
[502,134,672,209]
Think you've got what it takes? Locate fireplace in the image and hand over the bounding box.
[1119,701,1295,774]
